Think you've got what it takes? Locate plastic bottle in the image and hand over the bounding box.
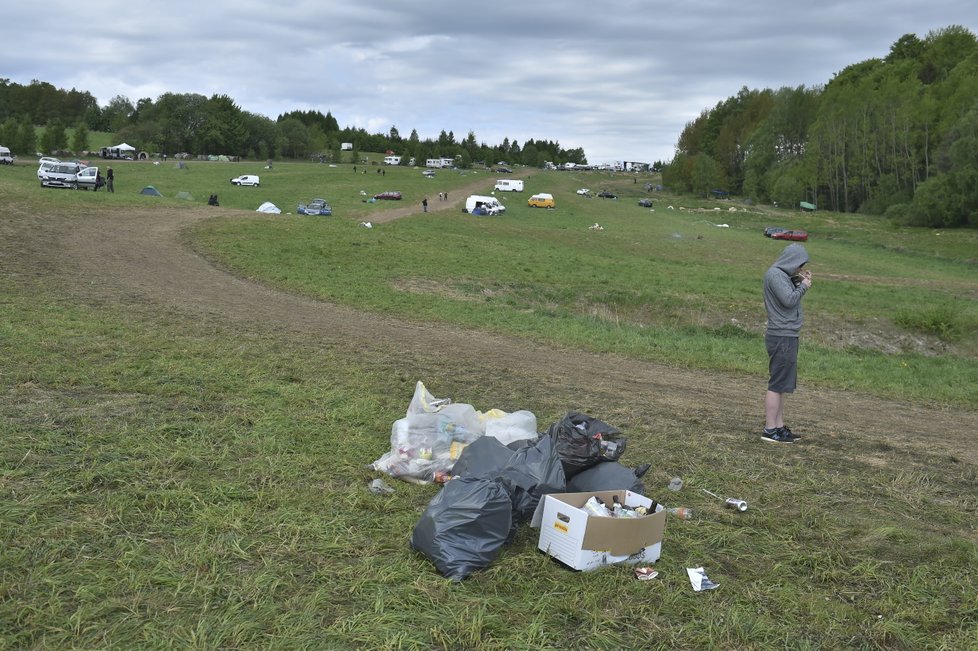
[667,507,693,520]
[667,477,683,492]
[583,496,611,517]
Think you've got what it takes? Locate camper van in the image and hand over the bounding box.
[464,195,506,215]
[494,179,524,192]
[527,193,555,209]
[383,155,402,165]
[0,146,13,164]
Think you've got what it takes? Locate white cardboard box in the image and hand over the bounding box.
[531,490,666,571]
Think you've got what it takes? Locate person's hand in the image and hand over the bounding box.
[800,270,812,288]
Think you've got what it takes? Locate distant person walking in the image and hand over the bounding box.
[422,196,428,212]
[762,243,812,443]
[106,167,114,193]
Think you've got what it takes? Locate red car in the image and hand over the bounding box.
[771,229,808,241]
[373,191,402,200]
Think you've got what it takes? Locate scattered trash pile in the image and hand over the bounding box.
[371,382,655,581]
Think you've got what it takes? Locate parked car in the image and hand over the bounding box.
[495,167,513,174]
[296,198,333,216]
[576,188,593,197]
[422,170,435,178]
[230,174,260,186]
[373,191,402,200]
[763,226,787,237]
[597,191,617,199]
[527,193,555,209]
[638,198,653,207]
[39,161,84,188]
[771,229,809,241]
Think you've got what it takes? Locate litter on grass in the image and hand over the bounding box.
[384,382,646,581]
[368,478,395,495]
[634,567,659,581]
[687,566,719,591]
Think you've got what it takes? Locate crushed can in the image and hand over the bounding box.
[724,498,748,512]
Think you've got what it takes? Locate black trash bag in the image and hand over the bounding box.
[566,461,648,494]
[545,411,627,478]
[496,436,566,524]
[410,477,513,581]
[452,436,517,478]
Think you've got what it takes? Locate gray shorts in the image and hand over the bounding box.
[766,334,799,393]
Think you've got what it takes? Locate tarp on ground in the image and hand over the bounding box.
[139,186,162,196]
[256,201,281,214]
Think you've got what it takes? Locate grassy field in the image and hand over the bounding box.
[2,158,977,649]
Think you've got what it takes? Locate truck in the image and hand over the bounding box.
[464,195,506,215]
[494,179,524,192]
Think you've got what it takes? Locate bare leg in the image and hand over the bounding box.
[765,390,784,429]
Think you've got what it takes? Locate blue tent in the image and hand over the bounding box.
[140,186,162,197]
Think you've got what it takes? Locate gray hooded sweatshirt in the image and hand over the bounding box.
[764,243,809,337]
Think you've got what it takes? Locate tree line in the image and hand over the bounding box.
[0,80,587,169]
[661,25,978,228]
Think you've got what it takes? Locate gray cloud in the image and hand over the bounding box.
[5,1,976,162]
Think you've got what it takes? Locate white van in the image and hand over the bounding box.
[0,146,13,164]
[494,179,524,192]
[464,195,506,215]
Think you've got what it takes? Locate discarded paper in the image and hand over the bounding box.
[686,566,719,591]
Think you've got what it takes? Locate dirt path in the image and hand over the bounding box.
[5,178,976,466]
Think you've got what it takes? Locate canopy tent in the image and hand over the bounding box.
[100,142,138,159]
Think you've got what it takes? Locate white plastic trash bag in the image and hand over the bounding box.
[484,410,538,446]
[372,382,538,484]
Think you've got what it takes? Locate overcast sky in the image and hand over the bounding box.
[5,1,976,163]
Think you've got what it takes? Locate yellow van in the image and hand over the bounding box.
[528,193,555,209]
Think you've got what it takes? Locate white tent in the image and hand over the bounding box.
[256,201,281,214]
[113,142,136,152]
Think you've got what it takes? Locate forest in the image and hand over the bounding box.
[662,25,978,228]
[0,82,586,171]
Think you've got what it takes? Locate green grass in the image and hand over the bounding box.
[2,164,977,649]
[179,165,976,407]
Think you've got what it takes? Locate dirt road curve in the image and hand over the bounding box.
[5,179,976,464]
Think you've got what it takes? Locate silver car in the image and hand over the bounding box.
[39,162,84,188]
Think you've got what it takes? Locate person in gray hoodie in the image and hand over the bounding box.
[762,243,812,442]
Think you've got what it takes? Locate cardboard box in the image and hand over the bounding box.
[531,490,666,571]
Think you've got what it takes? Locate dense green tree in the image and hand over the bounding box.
[277,118,309,159]
[103,95,135,132]
[39,118,68,154]
[17,117,36,155]
[70,121,89,153]
[906,104,978,226]
[0,117,16,149]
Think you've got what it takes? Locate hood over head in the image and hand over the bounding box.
[774,243,809,274]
